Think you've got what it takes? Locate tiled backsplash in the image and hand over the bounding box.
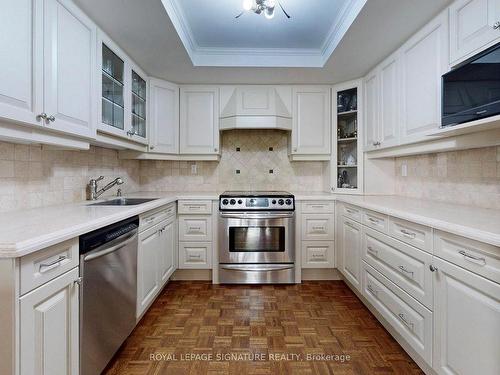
[0,142,140,212]
[140,130,326,192]
[395,146,500,209]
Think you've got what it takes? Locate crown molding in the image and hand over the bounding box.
[161,0,366,68]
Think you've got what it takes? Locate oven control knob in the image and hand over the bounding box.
[285,199,292,205]
[272,199,277,205]
[278,199,284,205]
[238,199,243,204]
[230,199,236,205]
[222,199,229,205]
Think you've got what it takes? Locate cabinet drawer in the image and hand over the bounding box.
[179,216,212,242]
[178,200,212,214]
[301,214,334,241]
[301,241,334,268]
[362,262,432,365]
[434,230,500,284]
[179,242,212,269]
[302,201,334,213]
[140,203,176,232]
[362,228,433,309]
[20,239,79,295]
[362,209,389,234]
[389,217,432,253]
[338,203,362,222]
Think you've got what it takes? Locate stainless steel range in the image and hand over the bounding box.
[218,191,295,284]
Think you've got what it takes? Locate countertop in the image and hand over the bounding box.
[336,195,500,248]
[2,191,500,258]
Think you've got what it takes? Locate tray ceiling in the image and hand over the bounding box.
[160,0,367,67]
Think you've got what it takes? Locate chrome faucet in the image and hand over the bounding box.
[88,176,124,200]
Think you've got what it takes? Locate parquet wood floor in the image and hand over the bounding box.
[104,281,423,375]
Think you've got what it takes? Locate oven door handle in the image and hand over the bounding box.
[220,264,294,272]
[219,212,294,219]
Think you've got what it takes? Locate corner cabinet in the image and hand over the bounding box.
[0,0,95,142]
[331,80,363,194]
[149,79,179,154]
[289,86,331,160]
[180,86,220,155]
[449,0,500,65]
[97,31,148,146]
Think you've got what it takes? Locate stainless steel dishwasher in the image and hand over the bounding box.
[79,216,139,375]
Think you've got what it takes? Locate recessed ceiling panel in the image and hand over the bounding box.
[161,0,367,67]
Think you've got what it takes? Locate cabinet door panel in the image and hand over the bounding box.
[0,0,41,125]
[159,219,176,284]
[150,79,179,154]
[433,257,500,375]
[20,268,79,375]
[450,0,500,64]
[340,217,362,291]
[363,71,378,151]
[379,54,399,148]
[292,87,330,155]
[44,0,95,138]
[180,86,219,154]
[400,13,448,144]
[137,227,160,317]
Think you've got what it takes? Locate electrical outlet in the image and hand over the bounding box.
[191,163,197,175]
[401,163,408,177]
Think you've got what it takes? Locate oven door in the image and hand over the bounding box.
[219,212,295,264]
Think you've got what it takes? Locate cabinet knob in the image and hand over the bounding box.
[150,145,155,150]
[331,187,335,191]
[493,21,500,29]
[372,141,381,146]
[36,113,48,121]
[74,277,83,286]
[293,148,297,152]
[214,148,218,152]
[429,265,438,272]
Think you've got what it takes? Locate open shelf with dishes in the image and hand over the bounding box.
[331,80,363,194]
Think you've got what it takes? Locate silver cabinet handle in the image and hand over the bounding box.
[37,113,48,121]
[311,254,325,259]
[47,115,55,122]
[458,250,486,265]
[310,205,325,209]
[293,148,297,152]
[74,276,83,286]
[367,246,378,256]
[367,284,378,296]
[372,141,381,146]
[493,21,500,29]
[344,221,357,230]
[150,145,155,150]
[429,264,438,272]
[398,313,414,330]
[39,255,67,273]
[189,254,202,259]
[368,217,380,224]
[398,265,414,277]
[312,226,325,231]
[189,226,201,231]
[400,229,416,239]
[345,208,357,214]
[214,147,218,152]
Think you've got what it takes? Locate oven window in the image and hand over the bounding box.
[229,227,285,252]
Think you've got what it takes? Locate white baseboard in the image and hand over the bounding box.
[301,268,342,280]
[172,269,212,281]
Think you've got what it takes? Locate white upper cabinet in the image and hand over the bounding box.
[0,0,41,126]
[180,86,220,155]
[363,69,379,151]
[291,86,331,157]
[400,11,449,145]
[43,0,95,139]
[149,79,179,154]
[449,0,500,65]
[378,52,400,148]
[0,0,95,140]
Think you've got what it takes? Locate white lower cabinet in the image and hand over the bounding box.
[432,256,500,375]
[302,241,334,268]
[339,216,362,291]
[362,262,433,364]
[20,267,79,375]
[137,217,176,318]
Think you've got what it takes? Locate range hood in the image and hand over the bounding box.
[219,86,292,131]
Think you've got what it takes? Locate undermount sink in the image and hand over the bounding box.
[88,198,158,206]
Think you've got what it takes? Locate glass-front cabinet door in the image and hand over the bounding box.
[331,80,363,194]
[131,70,146,138]
[97,32,148,144]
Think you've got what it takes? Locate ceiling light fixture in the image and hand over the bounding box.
[235,0,290,20]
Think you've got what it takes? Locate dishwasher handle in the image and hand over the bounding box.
[83,230,138,262]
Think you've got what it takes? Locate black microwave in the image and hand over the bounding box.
[442,41,500,127]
